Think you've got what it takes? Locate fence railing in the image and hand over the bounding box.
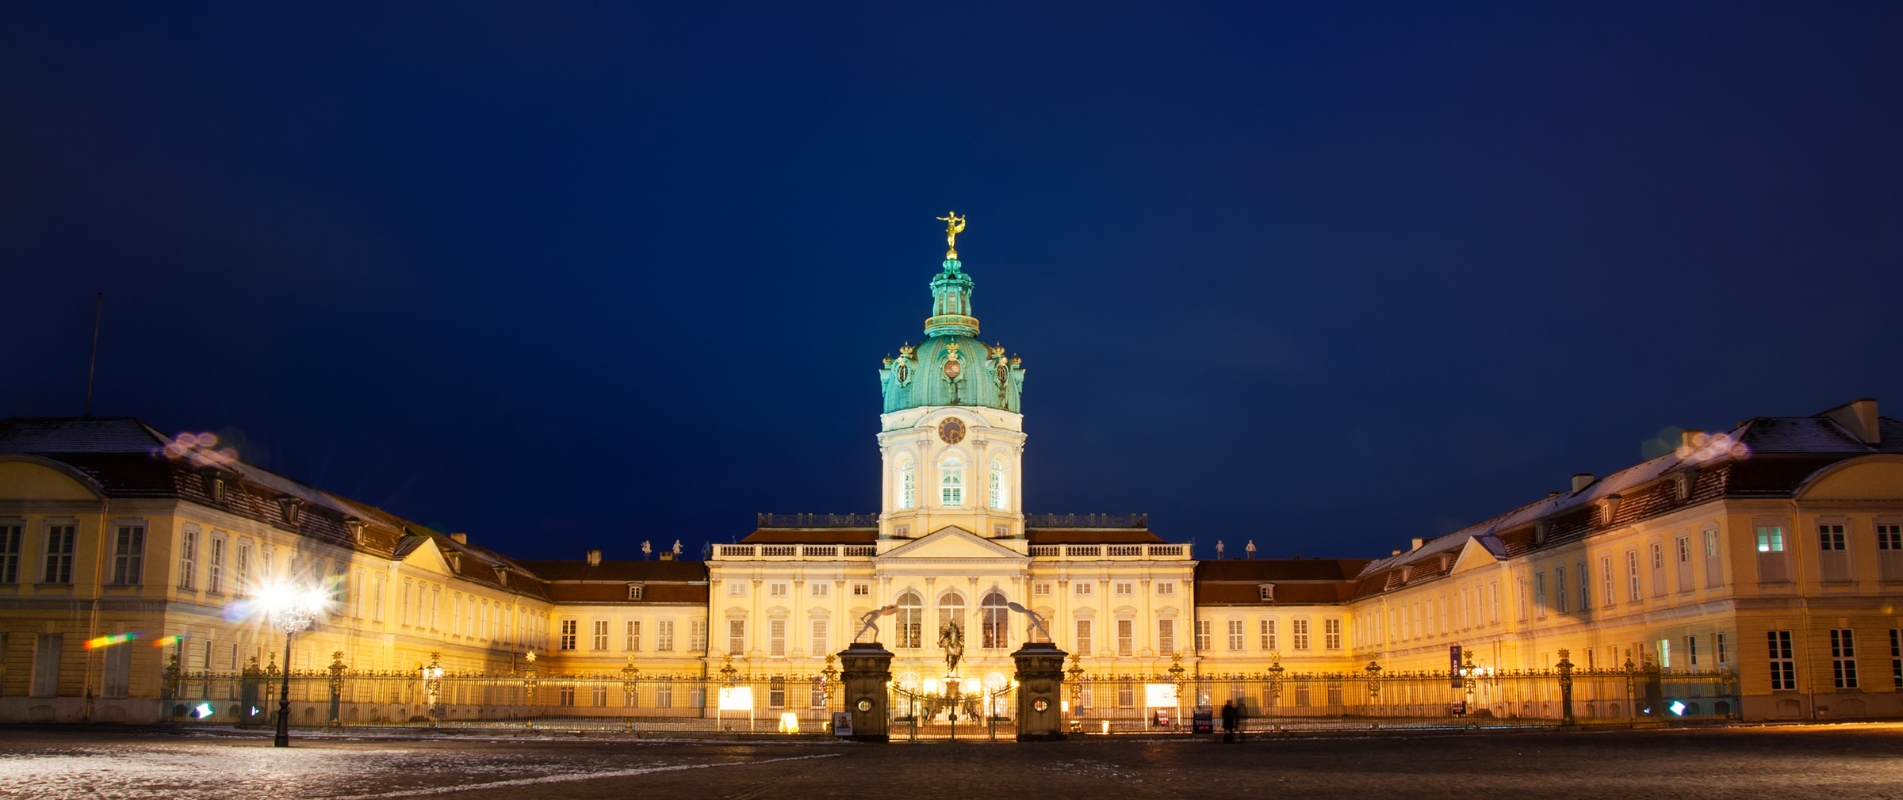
[159,661,845,734]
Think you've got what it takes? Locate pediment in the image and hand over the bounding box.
[1448,537,1501,574]
[398,537,455,575]
[878,526,1026,562]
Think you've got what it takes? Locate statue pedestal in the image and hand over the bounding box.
[838,642,894,743]
[1011,642,1068,741]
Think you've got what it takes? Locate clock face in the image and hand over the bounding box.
[938,417,966,444]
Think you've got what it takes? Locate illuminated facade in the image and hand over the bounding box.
[1,227,1899,724]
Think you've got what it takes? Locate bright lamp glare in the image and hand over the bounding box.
[1669,700,1687,716]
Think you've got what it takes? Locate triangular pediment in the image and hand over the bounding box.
[878,526,1027,561]
[397,536,456,575]
[1448,537,1501,574]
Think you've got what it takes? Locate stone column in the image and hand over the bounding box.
[1012,641,1068,741]
[838,641,894,743]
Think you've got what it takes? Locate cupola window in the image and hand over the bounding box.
[988,459,1006,510]
[940,457,964,507]
[898,459,915,510]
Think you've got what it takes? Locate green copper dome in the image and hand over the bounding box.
[880,257,1025,414]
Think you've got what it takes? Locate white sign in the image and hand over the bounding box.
[717,686,754,711]
[1144,683,1179,708]
[832,711,853,736]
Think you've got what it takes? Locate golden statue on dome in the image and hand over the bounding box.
[936,211,967,257]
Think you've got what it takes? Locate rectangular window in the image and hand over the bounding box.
[1688,635,1698,667]
[690,619,706,651]
[1704,529,1725,588]
[1757,526,1785,552]
[32,633,62,698]
[770,619,786,656]
[1601,556,1614,608]
[1676,536,1694,592]
[1879,524,1903,550]
[658,619,676,651]
[1819,524,1846,551]
[1553,568,1566,614]
[1117,619,1134,657]
[1650,543,1666,598]
[1260,619,1276,651]
[111,525,145,585]
[1819,523,1854,582]
[1115,582,1133,596]
[43,524,76,584]
[1076,620,1092,655]
[1488,581,1499,624]
[728,582,746,597]
[560,619,578,651]
[1195,619,1211,651]
[1324,618,1342,650]
[1033,582,1051,596]
[235,541,251,596]
[1718,632,1728,664]
[178,529,197,590]
[811,582,828,597]
[769,679,787,709]
[1118,683,1135,709]
[1515,580,1528,621]
[1891,629,1901,689]
[852,583,870,597]
[0,523,20,584]
[1534,573,1547,617]
[1768,630,1796,690]
[729,619,746,654]
[769,583,787,597]
[592,685,608,707]
[1226,619,1244,651]
[208,536,225,594]
[559,686,575,707]
[1577,562,1589,611]
[1292,618,1310,650]
[811,619,827,655]
[1156,582,1174,595]
[1831,629,1858,689]
[1157,619,1174,655]
[1658,638,1671,670]
[812,677,828,709]
[625,620,641,651]
[1627,551,1641,601]
[1075,582,1092,596]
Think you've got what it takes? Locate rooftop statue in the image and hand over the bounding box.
[936,211,967,257]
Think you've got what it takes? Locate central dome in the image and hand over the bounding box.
[879,257,1025,414]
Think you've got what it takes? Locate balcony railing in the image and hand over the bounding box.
[1024,513,1148,528]
[756,513,879,528]
[1028,543,1191,559]
[713,543,880,560]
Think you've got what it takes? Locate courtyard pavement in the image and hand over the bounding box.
[0,723,1899,798]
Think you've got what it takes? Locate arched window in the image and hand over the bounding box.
[940,457,964,507]
[896,591,922,649]
[938,591,965,639]
[897,459,915,510]
[981,591,1009,649]
[988,459,1006,510]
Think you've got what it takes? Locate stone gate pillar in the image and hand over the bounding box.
[838,642,894,743]
[1012,642,1068,741]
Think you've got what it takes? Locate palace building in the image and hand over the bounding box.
[1,223,1900,725]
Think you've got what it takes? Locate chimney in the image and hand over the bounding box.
[1821,398,1881,445]
[1391,549,1402,557]
[1680,429,1705,450]
[449,532,467,545]
[586,549,602,566]
[1410,537,1424,552]
[1571,473,1594,493]
[659,551,675,561]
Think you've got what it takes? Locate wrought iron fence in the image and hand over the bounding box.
[159,653,846,735]
[1061,658,1739,734]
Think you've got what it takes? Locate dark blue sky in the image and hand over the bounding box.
[4,3,1900,561]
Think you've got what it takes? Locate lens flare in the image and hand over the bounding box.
[84,632,140,650]
[152,634,186,648]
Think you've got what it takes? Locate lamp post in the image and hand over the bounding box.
[422,653,444,728]
[621,656,639,733]
[259,582,328,747]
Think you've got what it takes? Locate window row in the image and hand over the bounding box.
[894,455,1011,510]
[559,617,708,653]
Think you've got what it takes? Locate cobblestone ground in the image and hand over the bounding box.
[2,724,1901,799]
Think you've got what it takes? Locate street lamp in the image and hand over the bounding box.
[256,580,329,747]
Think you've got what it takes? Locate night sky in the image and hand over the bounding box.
[4,3,1901,562]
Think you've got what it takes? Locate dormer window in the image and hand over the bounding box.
[276,496,303,526]
[1259,584,1275,601]
[628,584,645,601]
[344,517,365,544]
[201,468,228,503]
[1534,520,1549,545]
[1671,471,1695,502]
